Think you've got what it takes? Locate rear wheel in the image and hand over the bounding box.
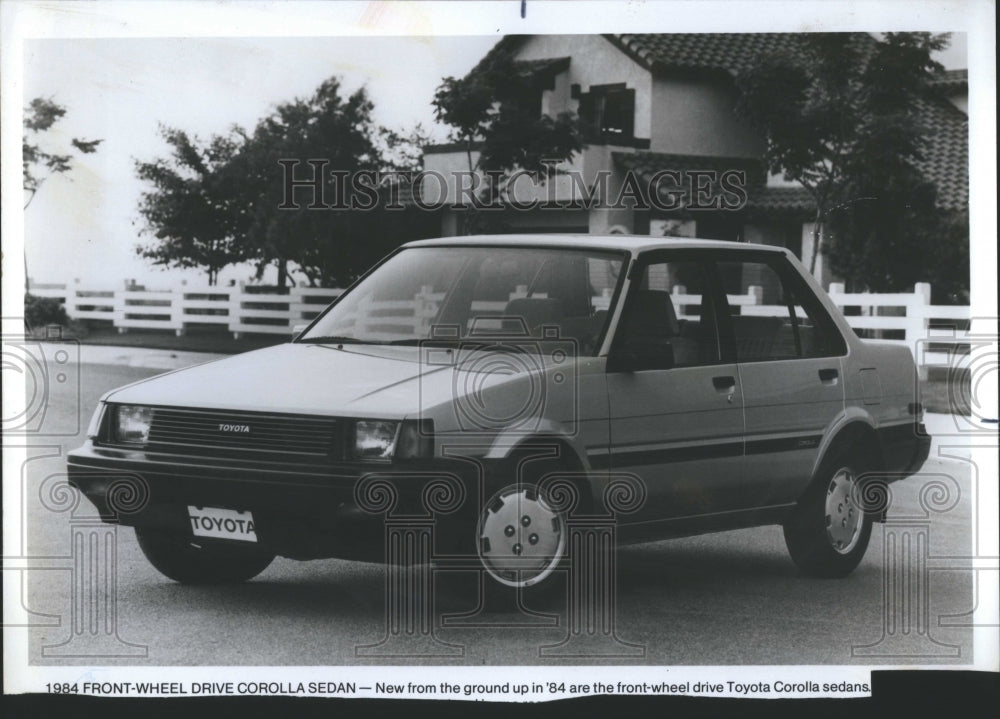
[783,452,874,578]
[134,526,275,584]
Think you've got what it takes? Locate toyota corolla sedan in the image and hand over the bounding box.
[68,235,931,597]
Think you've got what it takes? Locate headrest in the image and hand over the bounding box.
[623,290,679,336]
[502,297,565,334]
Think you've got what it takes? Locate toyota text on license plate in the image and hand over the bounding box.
[188,506,258,542]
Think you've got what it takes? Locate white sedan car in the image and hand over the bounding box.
[69,235,931,598]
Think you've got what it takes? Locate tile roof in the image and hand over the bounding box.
[742,94,964,216]
[468,35,527,75]
[614,151,766,209]
[615,151,766,184]
[616,152,816,216]
[479,33,880,79]
[912,95,968,212]
[511,56,571,80]
[608,33,821,76]
[929,68,968,94]
[747,185,815,215]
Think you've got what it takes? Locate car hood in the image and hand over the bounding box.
[103,342,550,421]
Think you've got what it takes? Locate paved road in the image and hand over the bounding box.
[17,357,979,666]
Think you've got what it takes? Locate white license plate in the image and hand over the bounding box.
[188,506,258,543]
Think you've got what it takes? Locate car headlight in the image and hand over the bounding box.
[114,405,154,444]
[353,420,399,461]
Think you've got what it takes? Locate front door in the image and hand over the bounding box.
[605,253,745,529]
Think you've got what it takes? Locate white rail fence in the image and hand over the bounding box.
[827,282,971,372]
[28,283,343,339]
[28,280,969,369]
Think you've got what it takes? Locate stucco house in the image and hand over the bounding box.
[420,34,969,285]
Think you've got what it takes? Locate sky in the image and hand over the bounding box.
[20,24,968,288]
[22,34,499,286]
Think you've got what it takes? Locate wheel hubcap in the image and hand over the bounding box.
[477,486,565,588]
[825,468,862,554]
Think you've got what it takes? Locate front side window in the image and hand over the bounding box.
[716,258,845,361]
[300,247,625,355]
[614,259,721,367]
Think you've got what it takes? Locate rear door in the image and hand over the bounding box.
[714,253,847,510]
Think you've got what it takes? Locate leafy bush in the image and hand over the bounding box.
[24,293,69,329]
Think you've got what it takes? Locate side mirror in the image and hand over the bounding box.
[291,324,307,340]
[606,344,675,373]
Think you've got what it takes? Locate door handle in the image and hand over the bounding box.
[712,376,737,404]
[818,368,839,383]
[712,375,736,390]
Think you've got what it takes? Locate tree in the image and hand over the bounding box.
[22,98,102,289]
[735,32,956,289]
[433,48,586,230]
[378,123,433,174]
[823,185,969,303]
[135,127,246,285]
[135,77,431,289]
[822,34,968,301]
[433,68,496,174]
[285,122,434,287]
[23,97,102,210]
[226,78,387,288]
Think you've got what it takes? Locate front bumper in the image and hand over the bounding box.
[67,441,483,561]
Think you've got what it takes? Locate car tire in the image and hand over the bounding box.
[134,526,275,584]
[475,476,571,610]
[783,450,874,578]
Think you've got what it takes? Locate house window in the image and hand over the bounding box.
[578,84,635,142]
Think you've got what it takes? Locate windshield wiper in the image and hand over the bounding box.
[386,338,505,348]
[384,338,432,346]
[298,336,386,345]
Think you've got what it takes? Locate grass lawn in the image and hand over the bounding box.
[922,366,971,415]
[40,325,288,355]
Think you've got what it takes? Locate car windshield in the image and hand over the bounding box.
[299,246,626,354]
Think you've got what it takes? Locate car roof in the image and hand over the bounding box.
[402,234,788,255]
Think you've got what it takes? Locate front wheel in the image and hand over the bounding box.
[475,484,568,607]
[783,456,874,578]
[134,526,275,584]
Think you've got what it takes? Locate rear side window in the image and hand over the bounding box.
[716,258,845,361]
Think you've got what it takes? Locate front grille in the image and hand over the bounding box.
[141,407,343,460]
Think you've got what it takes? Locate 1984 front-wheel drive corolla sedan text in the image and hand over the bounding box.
[68,235,931,599]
